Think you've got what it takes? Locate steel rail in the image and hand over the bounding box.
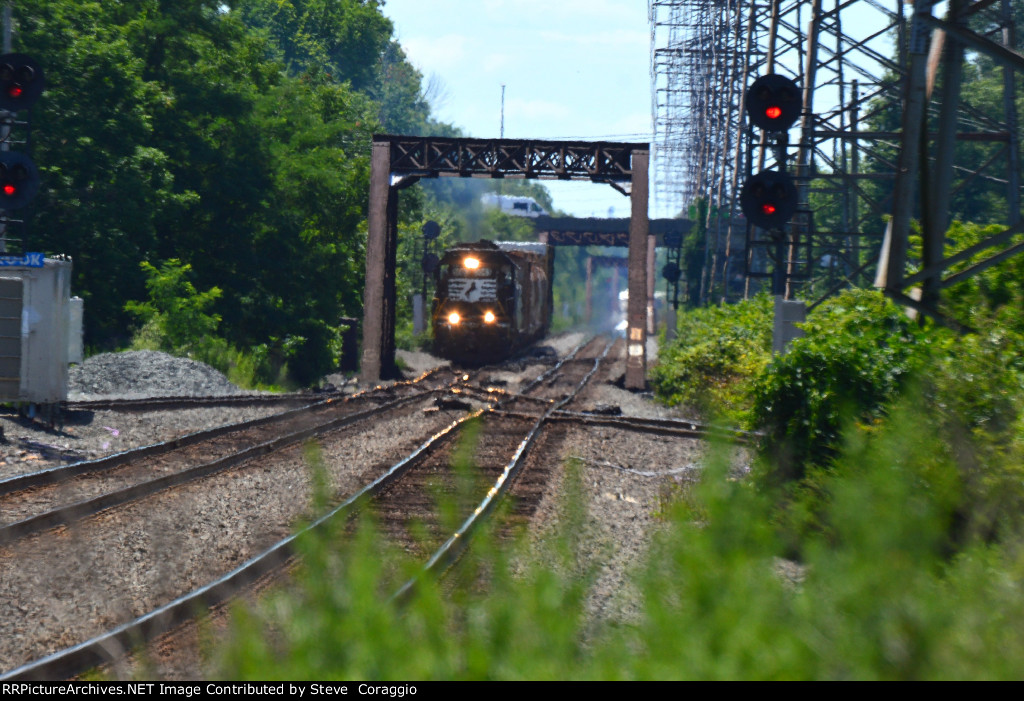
[63,368,448,413]
[65,393,318,413]
[515,336,595,396]
[0,408,484,682]
[0,387,447,545]
[0,372,450,498]
[0,341,601,680]
[392,336,617,601]
[550,409,761,443]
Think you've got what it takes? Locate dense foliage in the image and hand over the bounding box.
[654,220,1024,553]
[21,1,391,379]
[750,289,930,481]
[16,1,570,383]
[651,293,772,420]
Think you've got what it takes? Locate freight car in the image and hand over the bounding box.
[431,240,554,363]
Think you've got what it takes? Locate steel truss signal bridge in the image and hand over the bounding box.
[651,0,1024,326]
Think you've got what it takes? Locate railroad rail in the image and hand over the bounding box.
[392,335,617,598]
[0,337,601,680]
[0,335,749,680]
[0,370,476,545]
[61,368,452,413]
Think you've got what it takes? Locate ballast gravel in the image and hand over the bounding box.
[1,350,283,480]
[0,335,725,678]
[68,350,258,401]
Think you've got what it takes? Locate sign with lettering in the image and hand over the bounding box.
[0,252,44,267]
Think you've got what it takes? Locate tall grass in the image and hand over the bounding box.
[212,411,1024,680]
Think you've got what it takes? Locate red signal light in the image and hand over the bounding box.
[3,184,15,196]
[761,203,777,215]
[765,105,782,120]
[0,54,44,111]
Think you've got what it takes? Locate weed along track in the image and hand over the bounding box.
[0,369,480,679]
[0,334,748,680]
[0,337,612,680]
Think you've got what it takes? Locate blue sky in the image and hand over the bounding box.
[381,0,653,219]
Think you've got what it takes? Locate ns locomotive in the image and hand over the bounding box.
[431,240,554,363]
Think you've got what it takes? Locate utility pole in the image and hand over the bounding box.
[1,2,13,253]
[500,84,505,138]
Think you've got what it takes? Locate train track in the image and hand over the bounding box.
[0,338,596,680]
[0,335,744,680]
[61,344,563,415]
[0,370,466,545]
[376,336,616,581]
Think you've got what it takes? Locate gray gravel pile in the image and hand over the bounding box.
[69,351,249,400]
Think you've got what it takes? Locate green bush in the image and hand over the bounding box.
[210,421,1024,680]
[920,325,1024,544]
[124,259,222,353]
[749,290,1024,552]
[287,319,340,387]
[651,293,773,421]
[124,259,296,390]
[750,289,930,482]
[941,221,1024,333]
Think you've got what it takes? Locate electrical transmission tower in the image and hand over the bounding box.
[651,0,1024,325]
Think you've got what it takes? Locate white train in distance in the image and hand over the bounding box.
[480,194,549,218]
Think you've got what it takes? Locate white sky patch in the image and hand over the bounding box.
[400,34,470,73]
[507,97,572,122]
[537,29,649,48]
[605,111,654,139]
[481,0,636,23]
[482,53,514,74]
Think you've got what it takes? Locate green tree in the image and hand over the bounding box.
[124,258,222,351]
[236,0,392,92]
[21,1,186,344]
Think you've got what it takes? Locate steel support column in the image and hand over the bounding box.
[585,255,594,324]
[647,231,657,334]
[360,140,399,385]
[924,0,966,309]
[627,149,650,391]
[885,1,934,292]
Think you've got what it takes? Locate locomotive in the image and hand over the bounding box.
[431,240,554,363]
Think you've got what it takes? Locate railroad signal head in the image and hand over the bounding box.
[0,54,44,111]
[661,262,682,282]
[0,151,39,210]
[422,220,440,240]
[740,170,798,230]
[745,74,801,132]
[422,252,440,274]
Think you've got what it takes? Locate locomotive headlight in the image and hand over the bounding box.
[483,311,496,324]
[448,312,461,325]
[464,256,480,270]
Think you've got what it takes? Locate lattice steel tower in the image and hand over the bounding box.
[651,0,1024,324]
